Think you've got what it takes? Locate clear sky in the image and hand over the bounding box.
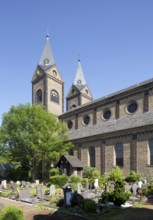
[1,0,153,124]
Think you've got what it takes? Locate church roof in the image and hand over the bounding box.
[73,60,87,88]
[57,155,83,168]
[67,111,153,141]
[39,34,55,66]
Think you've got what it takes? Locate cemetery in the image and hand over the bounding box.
[0,166,153,219]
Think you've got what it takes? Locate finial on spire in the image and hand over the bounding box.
[46,27,50,39]
[78,54,81,62]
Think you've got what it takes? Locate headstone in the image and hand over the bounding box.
[21,181,26,188]
[37,184,43,199]
[35,180,39,185]
[82,190,89,198]
[12,182,18,192]
[1,180,7,189]
[138,180,143,189]
[94,179,99,188]
[77,183,82,194]
[85,179,89,191]
[50,184,56,196]
[19,188,32,203]
[16,181,21,186]
[131,183,138,196]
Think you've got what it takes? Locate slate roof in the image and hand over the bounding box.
[67,111,153,141]
[73,60,87,86]
[63,155,83,168]
[60,77,153,117]
[39,35,55,66]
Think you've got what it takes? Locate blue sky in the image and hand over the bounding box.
[1,0,153,124]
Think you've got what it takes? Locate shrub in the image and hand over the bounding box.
[81,178,89,188]
[70,175,82,189]
[147,185,153,194]
[50,175,68,188]
[49,168,60,176]
[0,205,24,220]
[109,166,124,182]
[108,180,131,207]
[83,166,100,179]
[83,199,97,213]
[125,171,140,183]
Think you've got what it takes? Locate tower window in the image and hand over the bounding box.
[51,90,59,104]
[82,115,90,125]
[36,89,42,103]
[67,120,73,129]
[115,143,123,167]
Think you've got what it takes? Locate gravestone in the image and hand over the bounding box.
[16,181,21,186]
[12,182,18,193]
[77,183,82,194]
[131,183,138,196]
[50,184,56,196]
[21,181,26,188]
[82,190,89,198]
[19,188,32,203]
[35,180,39,185]
[85,179,89,191]
[1,180,7,189]
[37,184,43,199]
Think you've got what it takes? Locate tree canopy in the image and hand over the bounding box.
[0,103,73,181]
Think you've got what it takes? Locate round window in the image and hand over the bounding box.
[83,115,90,125]
[103,109,111,120]
[67,120,73,129]
[127,101,138,114]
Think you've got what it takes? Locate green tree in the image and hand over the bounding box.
[0,104,73,181]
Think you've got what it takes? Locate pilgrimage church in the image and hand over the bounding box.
[32,35,153,177]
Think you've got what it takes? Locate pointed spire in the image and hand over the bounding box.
[73,59,87,86]
[39,34,55,66]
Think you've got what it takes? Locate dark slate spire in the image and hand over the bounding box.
[73,59,87,86]
[39,34,55,66]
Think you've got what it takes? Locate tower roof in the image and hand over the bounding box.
[73,59,87,86]
[39,34,55,66]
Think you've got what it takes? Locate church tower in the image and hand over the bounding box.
[66,59,93,111]
[32,35,64,116]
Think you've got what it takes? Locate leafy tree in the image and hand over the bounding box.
[0,104,73,181]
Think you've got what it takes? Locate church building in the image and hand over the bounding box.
[32,35,153,177]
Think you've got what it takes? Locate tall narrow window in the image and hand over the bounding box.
[36,89,42,103]
[149,140,153,165]
[89,147,95,167]
[115,143,123,167]
[51,90,59,104]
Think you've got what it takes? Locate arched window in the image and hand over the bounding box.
[115,143,123,167]
[149,140,153,165]
[89,147,95,167]
[50,90,59,104]
[36,89,42,103]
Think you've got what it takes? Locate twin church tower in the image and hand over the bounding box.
[32,35,93,116]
